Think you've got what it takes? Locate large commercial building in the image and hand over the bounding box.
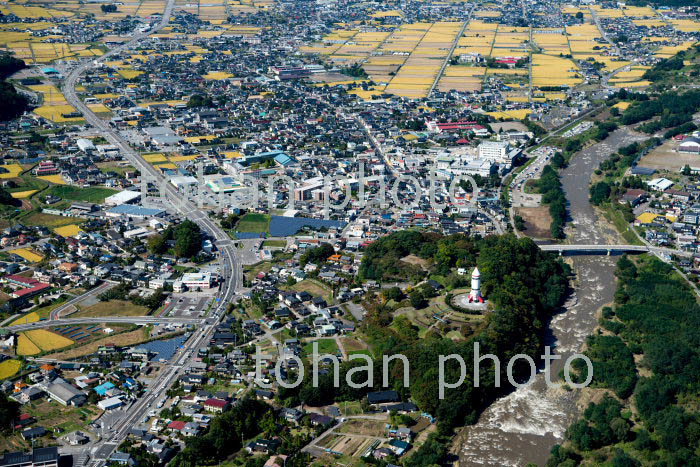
[104,190,142,207]
[177,272,214,291]
[477,141,521,171]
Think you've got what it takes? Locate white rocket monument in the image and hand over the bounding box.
[468,266,484,303]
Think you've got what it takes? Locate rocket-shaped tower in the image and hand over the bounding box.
[468,266,484,303]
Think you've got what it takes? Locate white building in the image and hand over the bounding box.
[76,138,95,152]
[477,141,521,171]
[170,176,199,190]
[478,141,509,160]
[104,190,142,207]
[98,396,124,411]
[647,178,674,191]
[452,158,495,177]
[180,272,213,290]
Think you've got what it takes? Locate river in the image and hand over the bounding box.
[454,127,646,466]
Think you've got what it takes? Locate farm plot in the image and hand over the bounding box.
[17,330,74,355]
[53,224,83,237]
[0,163,25,179]
[24,329,74,352]
[317,434,379,457]
[436,65,485,92]
[10,248,44,262]
[384,22,464,98]
[0,359,21,379]
[531,53,582,87]
[337,419,388,438]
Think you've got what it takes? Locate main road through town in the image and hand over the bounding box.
[60,0,242,464]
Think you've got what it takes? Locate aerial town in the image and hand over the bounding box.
[0,0,700,466]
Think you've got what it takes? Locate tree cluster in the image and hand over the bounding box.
[147,220,203,258]
[314,234,570,463]
[536,165,567,238]
[553,255,700,465]
[172,397,273,466]
[300,242,334,266]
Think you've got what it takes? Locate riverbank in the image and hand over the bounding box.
[452,127,644,466]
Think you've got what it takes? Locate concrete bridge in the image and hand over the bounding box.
[538,244,693,258]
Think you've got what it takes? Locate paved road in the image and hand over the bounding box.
[50,282,114,320]
[428,13,472,96]
[57,0,243,463]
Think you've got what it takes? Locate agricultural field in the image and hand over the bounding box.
[0,359,21,379]
[24,329,74,352]
[301,4,699,103]
[28,83,84,123]
[303,338,339,355]
[0,164,26,179]
[17,333,41,355]
[531,54,582,87]
[9,311,42,326]
[384,22,464,98]
[10,247,44,262]
[45,326,147,360]
[288,279,333,303]
[11,190,38,199]
[53,224,83,237]
[17,329,74,355]
[22,212,84,228]
[37,174,67,184]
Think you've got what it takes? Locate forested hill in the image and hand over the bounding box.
[0,54,28,122]
[294,233,570,464]
[550,255,700,466]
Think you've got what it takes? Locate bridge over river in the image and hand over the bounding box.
[538,243,692,257]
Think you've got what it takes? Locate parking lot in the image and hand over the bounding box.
[165,295,213,318]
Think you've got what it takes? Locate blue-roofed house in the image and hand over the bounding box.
[124,377,139,390]
[94,381,115,396]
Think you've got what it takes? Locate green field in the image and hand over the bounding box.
[235,213,271,233]
[8,175,49,194]
[96,162,135,176]
[45,185,118,203]
[303,338,339,355]
[262,239,286,248]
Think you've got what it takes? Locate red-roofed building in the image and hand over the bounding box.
[4,275,40,287]
[168,421,187,432]
[204,398,229,413]
[12,283,51,299]
[425,120,489,136]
